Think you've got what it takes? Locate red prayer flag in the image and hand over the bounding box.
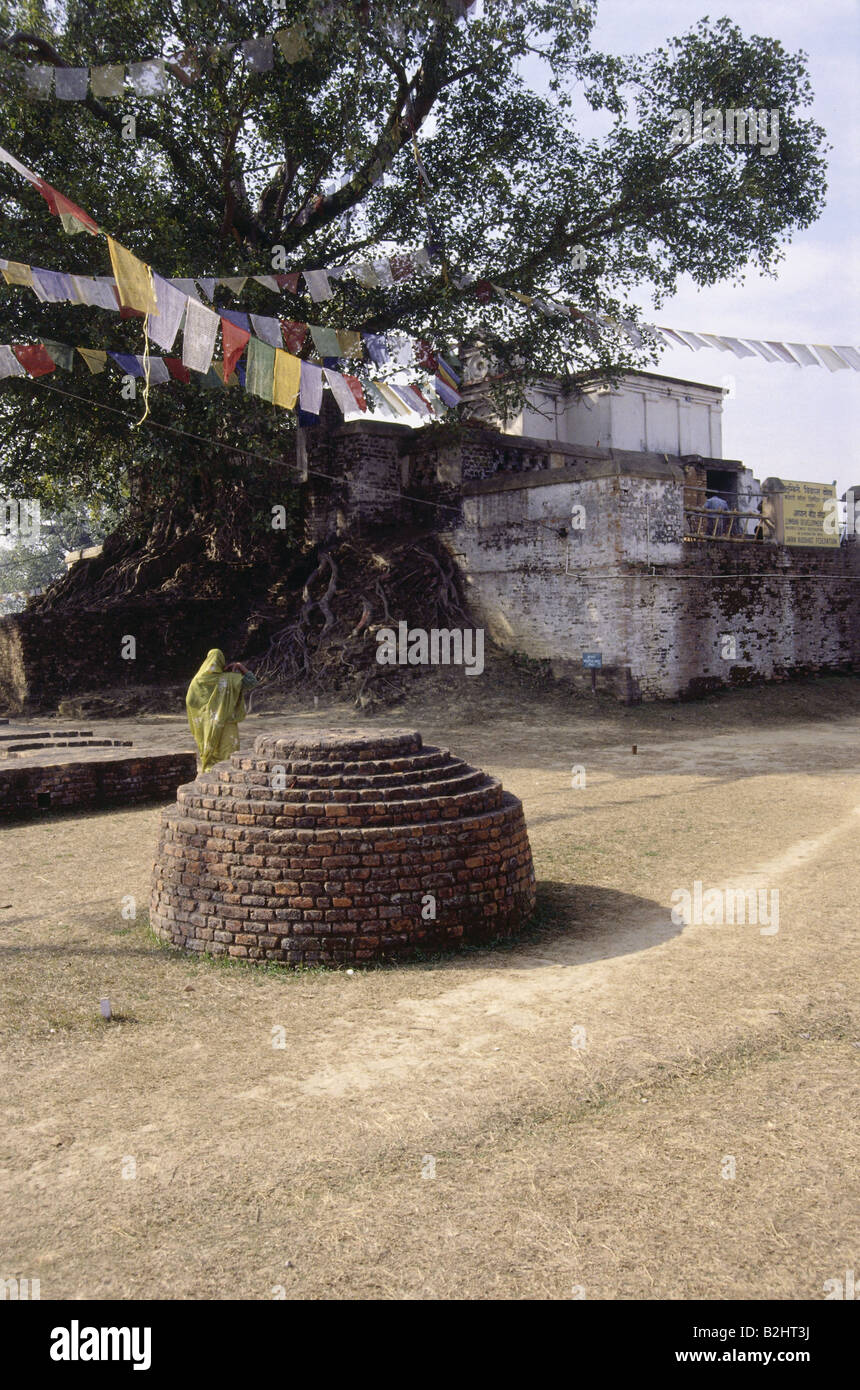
[221,317,250,379]
[12,343,56,376]
[35,179,100,234]
[343,374,368,412]
[276,272,301,294]
[281,320,308,354]
[474,279,494,304]
[164,357,191,384]
[415,339,438,372]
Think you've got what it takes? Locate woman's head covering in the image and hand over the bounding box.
[185,647,247,771]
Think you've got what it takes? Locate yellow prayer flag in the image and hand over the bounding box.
[273,349,301,409]
[107,237,157,316]
[77,347,107,374]
[2,261,33,287]
[336,329,363,358]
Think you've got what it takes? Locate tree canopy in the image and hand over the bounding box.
[0,0,828,519]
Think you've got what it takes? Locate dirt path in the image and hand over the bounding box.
[0,681,857,1299]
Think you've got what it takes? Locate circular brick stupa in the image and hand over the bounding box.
[151,728,535,966]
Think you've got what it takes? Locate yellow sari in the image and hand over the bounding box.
[185,648,248,771]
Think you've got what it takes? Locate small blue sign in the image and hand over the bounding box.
[582,652,603,669]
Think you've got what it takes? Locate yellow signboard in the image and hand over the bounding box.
[781,481,839,547]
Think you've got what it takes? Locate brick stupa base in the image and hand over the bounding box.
[151,728,535,966]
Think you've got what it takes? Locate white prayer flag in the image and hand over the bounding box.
[764,341,801,366]
[324,367,360,417]
[303,269,333,302]
[170,278,203,301]
[833,346,860,371]
[249,315,284,349]
[813,345,850,372]
[299,361,323,414]
[182,297,219,373]
[0,346,26,378]
[786,342,820,367]
[129,59,168,97]
[147,274,187,351]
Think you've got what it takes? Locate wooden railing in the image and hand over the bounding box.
[684,508,775,541]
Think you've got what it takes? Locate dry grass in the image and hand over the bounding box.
[0,676,857,1299]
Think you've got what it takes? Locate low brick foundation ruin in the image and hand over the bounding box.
[0,750,198,817]
[150,728,536,966]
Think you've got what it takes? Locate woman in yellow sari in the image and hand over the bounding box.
[185,648,258,771]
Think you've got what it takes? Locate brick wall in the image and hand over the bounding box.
[444,464,859,700]
[0,751,198,817]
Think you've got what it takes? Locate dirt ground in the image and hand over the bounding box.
[1,672,858,1300]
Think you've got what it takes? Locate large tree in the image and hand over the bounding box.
[0,0,827,519]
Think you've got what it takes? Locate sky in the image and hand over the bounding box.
[522,0,860,495]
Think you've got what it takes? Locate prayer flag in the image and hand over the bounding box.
[275,27,312,62]
[221,309,251,332]
[764,341,802,366]
[108,237,157,314]
[55,67,89,100]
[352,262,379,288]
[164,357,190,383]
[273,349,301,409]
[250,314,284,349]
[222,317,250,378]
[744,340,782,363]
[281,320,308,354]
[303,269,332,302]
[90,64,125,97]
[182,298,219,373]
[0,345,27,378]
[309,325,341,358]
[2,261,34,288]
[343,374,367,411]
[13,344,56,376]
[813,345,850,372]
[41,340,75,371]
[276,272,301,294]
[324,367,360,417]
[76,347,107,374]
[833,346,860,371]
[129,59,168,97]
[36,181,100,233]
[299,360,323,414]
[786,342,821,367]
[72,276,120,310]
[144,355,170,384]
[434,377,461,407]
[243,38,273,71]
[246,337,276,401]
[109,352,144,377]
[362,332,388,365]
[253,274,280,292]
[364,381,397,418]
[195,278,216,302]
[171,278,203,301]
[147,274,187,351]
[436,354,462,387]
[23,65,52,99]
[336,330,363,358]
[218,277,248,294]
